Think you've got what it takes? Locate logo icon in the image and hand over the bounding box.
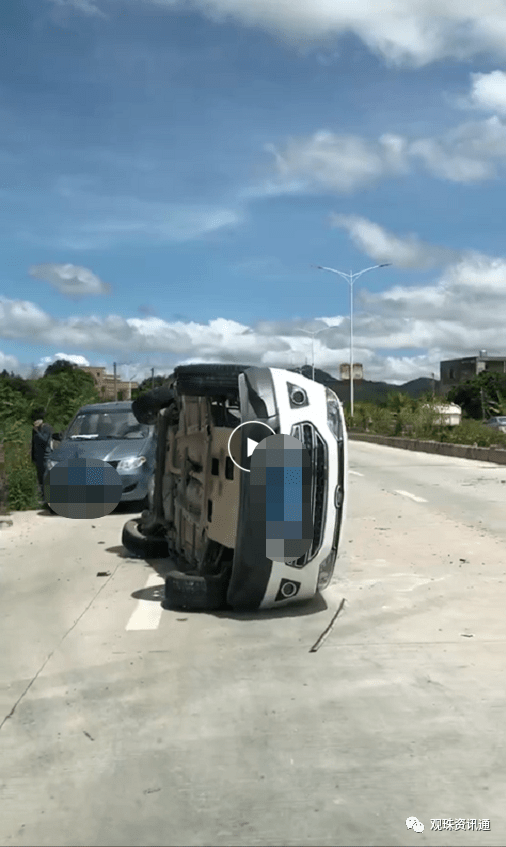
[406,817,424,833]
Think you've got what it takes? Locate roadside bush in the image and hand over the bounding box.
[6,442,39,511]
[441,417,506,449]
[345,401,395,435]
[0,366,104,512]
[345,393,506,450]
[2,422,39,512]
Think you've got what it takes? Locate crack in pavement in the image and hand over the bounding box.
[0,562,122,732]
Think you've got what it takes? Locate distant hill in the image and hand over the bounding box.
[288,366,441,406]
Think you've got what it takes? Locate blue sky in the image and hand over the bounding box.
[3,0,506,386]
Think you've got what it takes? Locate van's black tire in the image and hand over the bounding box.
[163,567,231,611]
[122,518,169,559]
[132,385,176,425]
[173,364,249,399]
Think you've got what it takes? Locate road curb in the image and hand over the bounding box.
[348,431,506,465]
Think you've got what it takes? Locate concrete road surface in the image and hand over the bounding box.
[1,440,506,846]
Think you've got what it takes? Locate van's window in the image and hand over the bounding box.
[67,411,151,440]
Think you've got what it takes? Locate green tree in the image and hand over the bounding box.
[34,368,100,428]
[0,380,32,430]
[131,374,172,399]
[0,369,37,401]
[43,359,78,377]
[448,371,506,420]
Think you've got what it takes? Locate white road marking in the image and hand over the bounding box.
[126,573,165,631]
[349,470,363,476]
[394,489,427,503]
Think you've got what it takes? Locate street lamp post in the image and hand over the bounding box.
[298,328,328,381]
[117,362,145,400]
[312,263,391,417]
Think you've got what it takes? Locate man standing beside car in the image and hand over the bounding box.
[31,409,62,504]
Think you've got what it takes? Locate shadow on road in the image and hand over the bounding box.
[206,591,329,620]
[35,500,146,517]
[131,583,165,603]
[128,562,329,619]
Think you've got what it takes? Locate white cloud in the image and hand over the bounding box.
[359,252,506,333]
[468,71,506,114]
[29,264,112,298]
[38,353,91,369]
[256,131,409,196]
[57,0,506,68]
[0,351,22,374]
[409,137,494,183]
[330,215,464,269]
[254,111,506,196]
[6,220,506,385]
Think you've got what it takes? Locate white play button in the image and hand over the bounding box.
[227,421,276,473]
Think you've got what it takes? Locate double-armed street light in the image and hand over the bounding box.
[311,263,392,418]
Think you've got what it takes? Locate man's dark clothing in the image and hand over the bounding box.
[31,423,55,496]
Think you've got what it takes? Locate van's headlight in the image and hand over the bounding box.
[46,459,58,471]
[326,388,342,439]
[318,551,336,590]
[117,456,147,471]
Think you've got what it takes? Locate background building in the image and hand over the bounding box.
[440,351,506,397]
[78,366,138,401]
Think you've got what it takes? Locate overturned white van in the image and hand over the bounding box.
[122,364,348,612]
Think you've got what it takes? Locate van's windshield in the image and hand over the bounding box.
[66,411,151,440]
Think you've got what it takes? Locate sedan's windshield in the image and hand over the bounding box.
[66,411,151,440]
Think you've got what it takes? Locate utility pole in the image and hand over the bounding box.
[113,362,117,401]
[299,328,327,381]
[151,368,155,389]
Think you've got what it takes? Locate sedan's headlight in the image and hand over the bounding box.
[326,388,342,439]
[117,455,147,471]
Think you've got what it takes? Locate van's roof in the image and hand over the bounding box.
[76,401,133,413]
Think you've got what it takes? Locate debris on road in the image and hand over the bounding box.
[96,571,111,577]
[309,597,346,653]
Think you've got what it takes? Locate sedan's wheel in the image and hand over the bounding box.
[163,567,231,611]
[122,517,169,559]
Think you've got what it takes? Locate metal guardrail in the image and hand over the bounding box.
[347,430,506,465]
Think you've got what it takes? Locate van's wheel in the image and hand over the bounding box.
[173,364,248,399]
[162,567,231,611]
[122,518,169,559]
